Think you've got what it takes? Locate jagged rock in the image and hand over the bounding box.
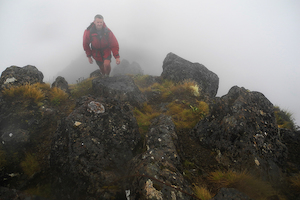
[92,75,146,108]
[126,115,194,200]
[192,86,287,183]
[161,52,219,98]
[0,65,44,89]
[90,69,102,78]
[51,76,69,93]
[0,187,48,200]
[50,96,141,199]
[111,59,144,76]
[281,129,300,172]
[210,188,253,200]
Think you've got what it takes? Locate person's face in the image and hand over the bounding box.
[94,18,104,30]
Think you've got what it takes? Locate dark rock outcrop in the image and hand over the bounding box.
[90,69,102,78]
[0,187,48,200]
[111,59,144,76]
[0,65,44,89]
[210,188,253,200]
[161,52,219,98]
[127,115,195,200]
[92,75,146,108]
[192,86,287,183]
[50,96,141,199]
[51,76,69,93]
[1,52,299,199]
[281,129,300,172]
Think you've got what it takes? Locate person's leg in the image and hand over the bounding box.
[103,59,111,76]
[96,60,105,75]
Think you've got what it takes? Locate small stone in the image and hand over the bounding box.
[74,121,82,127]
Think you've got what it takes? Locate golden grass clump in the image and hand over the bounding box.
[274,106,297,130]
[170,80,201,97]
[166,100,209,129]
[193,184,212,200]
[290,173,300,193]
[132,74,151,89]
[208,170,284,200]
[138,79,202,101]
[133,103,160,134]
[70,77,95,99]
[20,153,41,177]
[2,83,45,104]
[50,87,68,106]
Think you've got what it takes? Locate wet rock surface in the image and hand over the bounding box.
[92,75,146,108]
[0,65,44,89]
[126,115,195,200]
[0,186,49,200]
[50,96,141,199]
[0,54,299,199]
[161,52,219,98]
[192,86,287,182]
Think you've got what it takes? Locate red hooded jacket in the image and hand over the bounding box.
[83,22,120,62]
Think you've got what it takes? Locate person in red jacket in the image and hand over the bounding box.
[83,14,120,76]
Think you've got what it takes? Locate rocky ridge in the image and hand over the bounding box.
[0,52,299,199]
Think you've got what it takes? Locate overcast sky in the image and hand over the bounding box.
[0,0,299,126]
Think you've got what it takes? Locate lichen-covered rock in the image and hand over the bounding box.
[161,52,219,98]
[126,115,194,200]
[50,96,141,199]
[92,75,146,108]
[0,65,44,89]
[192,86,287,183]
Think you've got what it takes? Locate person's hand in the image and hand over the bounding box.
[116,58,120,65]
[88,57,93,64]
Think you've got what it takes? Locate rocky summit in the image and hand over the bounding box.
[0,53,299,200]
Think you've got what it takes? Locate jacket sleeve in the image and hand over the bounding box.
[83,29,92,57]
[108,31,120,59]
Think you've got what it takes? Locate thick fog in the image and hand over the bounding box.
[1,0,300,126]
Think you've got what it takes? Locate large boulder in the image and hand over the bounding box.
[92,75,146,108]
[126,115,195,200]
[161,53,219,98]
[111,59,143,77]
[191,86,287,183]
[50,96,141,199]
[0,65,44,89]
[51,76,69,93]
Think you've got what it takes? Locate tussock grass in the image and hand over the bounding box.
[70,77,95,99]
[274,106,297,130]
[193,184,212,200]
[133,103,160,134]
[166,100,209,129]
[207,170,284,200]
[137,79,201,101]
[131,74,151,89]
[2,83,45,104]
[290,173,300,193]
[50,87,68,106]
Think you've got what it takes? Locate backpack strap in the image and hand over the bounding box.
[88,23,110,47]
